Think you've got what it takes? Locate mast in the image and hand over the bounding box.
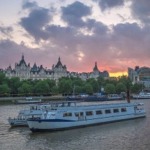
[126,77,131,103]
[127,89,130,103]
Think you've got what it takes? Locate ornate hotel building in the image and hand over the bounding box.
[4,55,109,81]
[128,66,150,88]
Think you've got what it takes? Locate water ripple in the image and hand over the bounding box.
[0,100,150,150]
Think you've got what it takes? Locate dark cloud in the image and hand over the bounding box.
[61,1,91,27]
[45,25,76,44]
[131,0,150,24]
[20,7,51,41]
[2,1,149,74]
[1,22,150,73]
[0,39,61,69]
[86,19,108,35]
[97,0,124,11]
[22,1,38,10]
[111,23,150,62]
[113,23,143,40]
[0,39,24,68]
[0,26,13,37]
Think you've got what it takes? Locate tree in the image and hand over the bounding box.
[131,83,143,94]
[73,85,83,95]
[97,76,105,91]
[51,85,59,95]
[116,82,126,94]
[105,83,116,94]
[71,77,84,87]
[8,77,21,96]
[83,83,93,94]
[58,79,72,95]
[45,79,56,93]
[86,78,99,93]
[18,82,32,96]
[0,72,6,84]
[34,80,50,96]
[0,84,10,96]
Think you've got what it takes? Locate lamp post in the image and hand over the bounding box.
[73,85,76,96]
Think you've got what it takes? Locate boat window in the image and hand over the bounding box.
[121,108,127,112]
[75,112,79,117]
[75,112,84,117]
[63,112,72,117]
[105,109,111,114]
[96,110,102,115]
[86,111,93,116]
[80,112,84,116]
[113,109,119,113]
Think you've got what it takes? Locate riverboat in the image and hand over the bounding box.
[132,92,150,99]
[8,103,52,127]
[16,97,42,104]
[27,101,146,132]
[66,95,108,101]
[107,94,124,100]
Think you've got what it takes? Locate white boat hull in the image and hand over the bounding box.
[27,112,146,132]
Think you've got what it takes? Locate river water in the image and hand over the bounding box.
[0,100,150,150]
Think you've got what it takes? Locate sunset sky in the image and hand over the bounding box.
[0,0,150,77]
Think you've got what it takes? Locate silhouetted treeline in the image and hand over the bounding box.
[0,72,144,97]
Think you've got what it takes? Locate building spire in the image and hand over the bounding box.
[58,57,60,62]
[22,53,24,60]
[93,61,99,71]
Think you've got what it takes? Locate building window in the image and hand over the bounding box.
[86,111,93,116]
[96,110,102,115]
[105,109,111,114]
[113,109,119,113]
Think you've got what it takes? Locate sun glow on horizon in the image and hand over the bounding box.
[109,71,128,77]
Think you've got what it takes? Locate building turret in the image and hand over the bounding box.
[93,61,99,72]
[18,54,27,67]
[55,57,63,68]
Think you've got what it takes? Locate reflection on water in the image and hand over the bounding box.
[0,100,150,150]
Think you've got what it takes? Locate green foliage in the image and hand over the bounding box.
[0,72,6,84]
[0,73,146,97]
[71,77,84,87]
[18,82,32,95]
[34,80,50,95]
[118,76,132,90]
[51,85,59,95]
[7,77,21,95]
[73,85,83,94]
[105,83,116,94]
[83,83,93,94]
[0,83,10,96]
[116,82,126,94]
[86,78,99,93]
[131,83,143,94]
[58,78,72,95]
